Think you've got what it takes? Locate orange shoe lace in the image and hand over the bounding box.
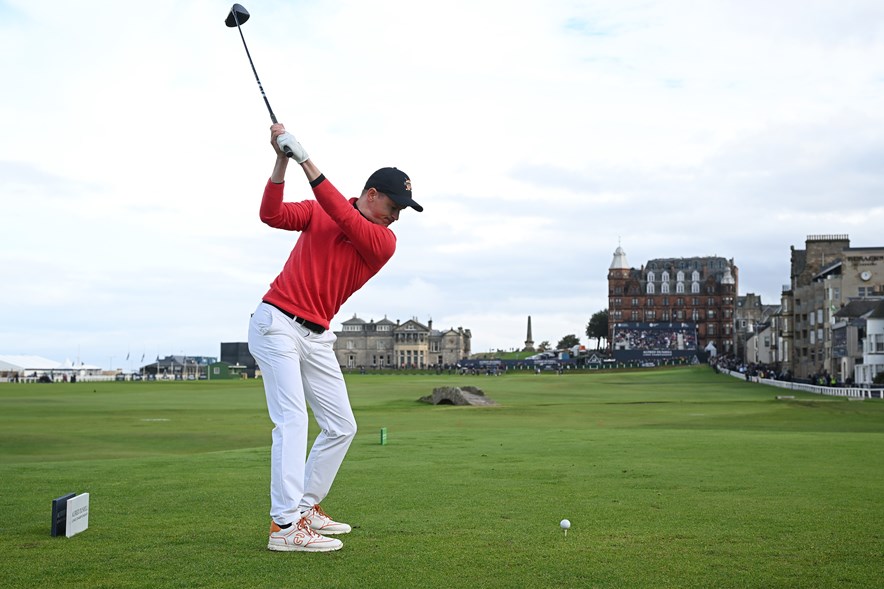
[297,517,322,538]
[311,504,330,518]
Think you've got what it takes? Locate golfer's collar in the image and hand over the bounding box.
[353,199,369,220]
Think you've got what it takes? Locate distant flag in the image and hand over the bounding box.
[126,352,130,361]
[141,354,145,362]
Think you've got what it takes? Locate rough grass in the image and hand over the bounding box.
[1,367,882,588]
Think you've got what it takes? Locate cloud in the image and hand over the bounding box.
[2,0,883,365]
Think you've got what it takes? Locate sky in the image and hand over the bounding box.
[2,0,883,370]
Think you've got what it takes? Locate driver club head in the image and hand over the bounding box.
[225,4,250,27]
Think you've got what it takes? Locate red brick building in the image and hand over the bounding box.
[607,246,738,358]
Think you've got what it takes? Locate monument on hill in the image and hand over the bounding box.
[523,315,535,352]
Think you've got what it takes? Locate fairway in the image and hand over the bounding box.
[1,367,882,588]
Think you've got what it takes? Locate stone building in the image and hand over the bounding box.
[607,245,738,357]
[855,300,884,384]
[832,300,880,384]
[779,235,884,380]
[333,315,471,369]
[734,293,779,360]
[744,322,776,366]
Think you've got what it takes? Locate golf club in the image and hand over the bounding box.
[225,3,294,158]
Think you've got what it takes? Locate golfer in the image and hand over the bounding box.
[248,123,422,552]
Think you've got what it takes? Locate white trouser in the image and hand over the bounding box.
[248,302,357,526]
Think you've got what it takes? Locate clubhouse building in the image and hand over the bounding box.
[333,316,471,370]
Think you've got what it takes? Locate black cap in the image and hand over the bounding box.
[364,167,422,212]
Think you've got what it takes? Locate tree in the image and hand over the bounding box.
[557,334,580,350]
[537,341,551,352]
[586,309,609,350]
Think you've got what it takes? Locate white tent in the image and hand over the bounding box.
[704,342,717,358]
[0,355,103,381]
[0,354,61,372]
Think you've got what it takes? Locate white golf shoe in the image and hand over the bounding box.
[302,504,352,535]
[267,518,343,552]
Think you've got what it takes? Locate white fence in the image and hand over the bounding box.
[723,370,882,399]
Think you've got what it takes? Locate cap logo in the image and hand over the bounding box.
[404,179,412,192]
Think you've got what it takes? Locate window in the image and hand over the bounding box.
[662,297,669,306]
[662,271,670,282]
[676,282,685,293]
[343,324,362,332]
[677,271,685,282]
[691,281,700,293]
[346,340,355,349]
[631,311,639,320]
[647,271,655,282]
[692,270,700,281]
[691,310,699,321]
[632,298,639,307]
[661,282,670,294]
[647,282,655,294]
[645,310,656,320]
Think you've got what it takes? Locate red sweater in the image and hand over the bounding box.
[259,177,396,329]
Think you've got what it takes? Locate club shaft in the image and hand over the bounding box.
[230,10,292,157]
[235,23,278,124]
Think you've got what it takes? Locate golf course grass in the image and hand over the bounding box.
[1,366,882,588]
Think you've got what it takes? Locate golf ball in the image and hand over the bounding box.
[560,519,571,530]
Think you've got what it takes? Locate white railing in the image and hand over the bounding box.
[722,369,880,399]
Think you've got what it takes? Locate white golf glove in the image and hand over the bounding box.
[276,132,309,163]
